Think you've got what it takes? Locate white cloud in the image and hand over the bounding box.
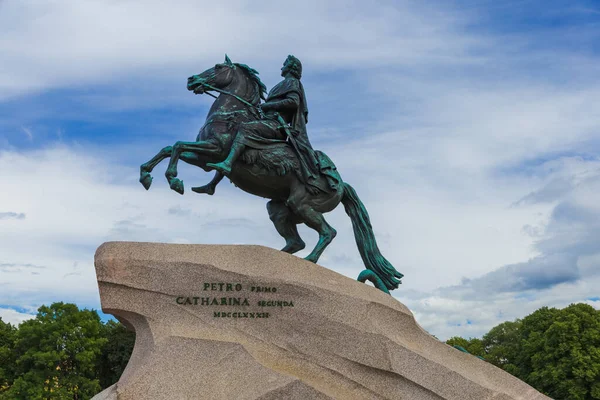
[406,276,600,340]
[400,157,600,339]
[0,307,35,326]
[0,0,476,101]
[0,145,285,310]
[2,141,598,340]
[1,0,600,341]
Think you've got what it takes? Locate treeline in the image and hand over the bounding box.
[446,303,600,400]
[0,302,598,399]
[0,303,134,400]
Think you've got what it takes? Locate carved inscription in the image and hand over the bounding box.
[175,282,295,319]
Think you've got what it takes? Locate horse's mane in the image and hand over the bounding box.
[235,63,267,104]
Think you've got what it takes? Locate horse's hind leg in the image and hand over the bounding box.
[287,193,337,263]
[140,146,173,190]
[301,210,337,263]
[267,200,305,254]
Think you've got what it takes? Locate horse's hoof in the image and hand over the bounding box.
[304,255,318,263]
[281,241,306,254]
[191,185,215,195]
[169,178,184,195]
[139,172,153,190]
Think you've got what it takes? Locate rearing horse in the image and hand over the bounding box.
[139,55,403,293]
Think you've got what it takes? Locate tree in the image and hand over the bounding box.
[517,304,600,400]
[447,303,600,400]
[3,303,107,400]
[97,320,135,389]
[481,320,522,375]
[446,336,486,358]
[0,318,17,395]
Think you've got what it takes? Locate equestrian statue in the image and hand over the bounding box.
[139,55,403,294]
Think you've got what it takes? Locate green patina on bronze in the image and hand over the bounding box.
[140,55,404,293]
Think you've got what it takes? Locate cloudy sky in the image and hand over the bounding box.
[1,0,600,340]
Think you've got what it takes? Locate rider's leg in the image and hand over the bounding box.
[206,135,246,176]
[192,171,224,195]
[207,120,281,176]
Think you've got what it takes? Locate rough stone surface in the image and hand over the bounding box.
[92,242,550,400]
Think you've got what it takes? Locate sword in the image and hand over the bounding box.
[273,112,316,182]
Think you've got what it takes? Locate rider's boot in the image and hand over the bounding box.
[207,140,245,176]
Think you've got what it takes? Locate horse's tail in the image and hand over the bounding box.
[341,182,403,291]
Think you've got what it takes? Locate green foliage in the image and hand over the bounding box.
[5,303,107,399]
[446,336,485,358]
[447,303,600,400]
[0,303,136,400]
[518,304,600,400]
[97,320,135,389]
[0,318,17,394]
[482,320,522,375]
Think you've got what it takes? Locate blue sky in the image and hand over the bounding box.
[1,0,600,339]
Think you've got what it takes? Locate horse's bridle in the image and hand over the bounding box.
[195,80,264,118]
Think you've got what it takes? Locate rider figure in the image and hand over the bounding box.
[207,55,322,188]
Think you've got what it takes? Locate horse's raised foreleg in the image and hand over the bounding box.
[192,171,224,195]
[165,140,219,195]
[175,152,224,195]
[140,146,173,190]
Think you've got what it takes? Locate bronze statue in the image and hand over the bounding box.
[207,56,325,191]
[139,55,403,293]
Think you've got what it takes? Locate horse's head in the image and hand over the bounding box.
[187,55,266,105]
[187,54,238,95]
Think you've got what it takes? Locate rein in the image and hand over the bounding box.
[196,81,264,118]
